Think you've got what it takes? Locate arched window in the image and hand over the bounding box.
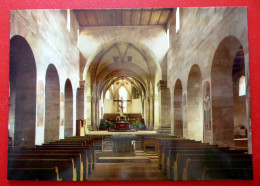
[239,76,246,96]
[119,86,128,112]
[105,90,110,99]
[176,7,180,33]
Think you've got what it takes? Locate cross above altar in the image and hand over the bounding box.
[114,99,131,114]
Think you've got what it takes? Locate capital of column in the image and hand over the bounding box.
[157,80,168,91]
[79,80,86,88]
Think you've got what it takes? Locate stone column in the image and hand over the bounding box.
[76,80,87,131]
[157,80,171,134]
[149,95,154,130]
[91,96,97,129]
[144,96,150,130]
[245,52,252,154]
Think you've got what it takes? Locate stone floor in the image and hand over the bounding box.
[88,151,168,181]
[86,130,168,181]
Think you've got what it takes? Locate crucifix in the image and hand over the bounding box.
[114,97,131,115]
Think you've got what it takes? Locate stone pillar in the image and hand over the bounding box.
[244,52,252,154]
[91,96,97,129]
[76,80,87,133]
[144,96,150,130]
[149,95,154,130]
[157,80,171,134]
[154,95,159,130]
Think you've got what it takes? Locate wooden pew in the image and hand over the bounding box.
[61,138,94,146]
[13,148,90,181]
[167,149,246,180]
[160,144,219,175]
[157,138,200,169]
[202,167,253,180]
[8,159,76,181]
[184,159,253,180]
[48,141,86,145]
[177,154,252,180]
[8,167,61,181]
[35,145,94,170]
[85,135,107,151]
[8,153,83,181]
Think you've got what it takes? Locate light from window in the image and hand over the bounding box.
[167,28,170,49]
[176,7,180,33]
[67,9,71,32]
[105,90,110,99]
[239,76,246,96]
[119,86,128,112]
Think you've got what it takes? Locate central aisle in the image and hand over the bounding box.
[88,151,168,181]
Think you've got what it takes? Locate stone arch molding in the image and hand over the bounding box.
[9,35,37,148]
[211,35,249,148]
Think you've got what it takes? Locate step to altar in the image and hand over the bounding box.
[96,150,154,163]
[97,156,151,163]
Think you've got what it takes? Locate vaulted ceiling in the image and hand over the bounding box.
[74,8,174,27]
[87,42,154,96]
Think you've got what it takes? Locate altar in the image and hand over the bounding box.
[111,121,136,132]
[115,121,130,130]
[111,134,136,156]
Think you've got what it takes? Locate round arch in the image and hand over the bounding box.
[9,35,37,147]
[45,64,60,143]
[211,35,246,147]
[187,64,203,141]
[174,79,183,137]
[64,79,73,137]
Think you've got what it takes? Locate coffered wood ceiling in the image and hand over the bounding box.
[74,8,174,26]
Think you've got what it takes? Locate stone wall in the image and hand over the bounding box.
[167,7,250,149]
[10,10,80,145]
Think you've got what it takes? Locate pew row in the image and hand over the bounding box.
[8,159,75,181]
[8,167,61,181]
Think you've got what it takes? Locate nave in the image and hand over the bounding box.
[8,131,253,181]
[7,7,253,181]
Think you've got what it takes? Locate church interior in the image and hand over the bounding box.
[8,7,253,181]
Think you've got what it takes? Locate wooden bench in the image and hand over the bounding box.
[176,154,252,180]
[14,148,91,180]
[202,167,253,180]
[36,146,93,175]
[158,139,200,169]
[160,144,219,175]
[61,138,94,145]
[167,149,246,180]
[184,159,253,180]
[8,153,83,181]
[8,167,61,181]
[8,159,76,181]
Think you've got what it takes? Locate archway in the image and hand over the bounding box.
[187,64,203,141]
[64,79,73,137]
[211,36,244,147]
[174,79,183,137]
[45,64,60,143]
[9,35,37,147]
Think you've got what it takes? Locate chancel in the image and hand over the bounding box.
[7,7,253,181]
